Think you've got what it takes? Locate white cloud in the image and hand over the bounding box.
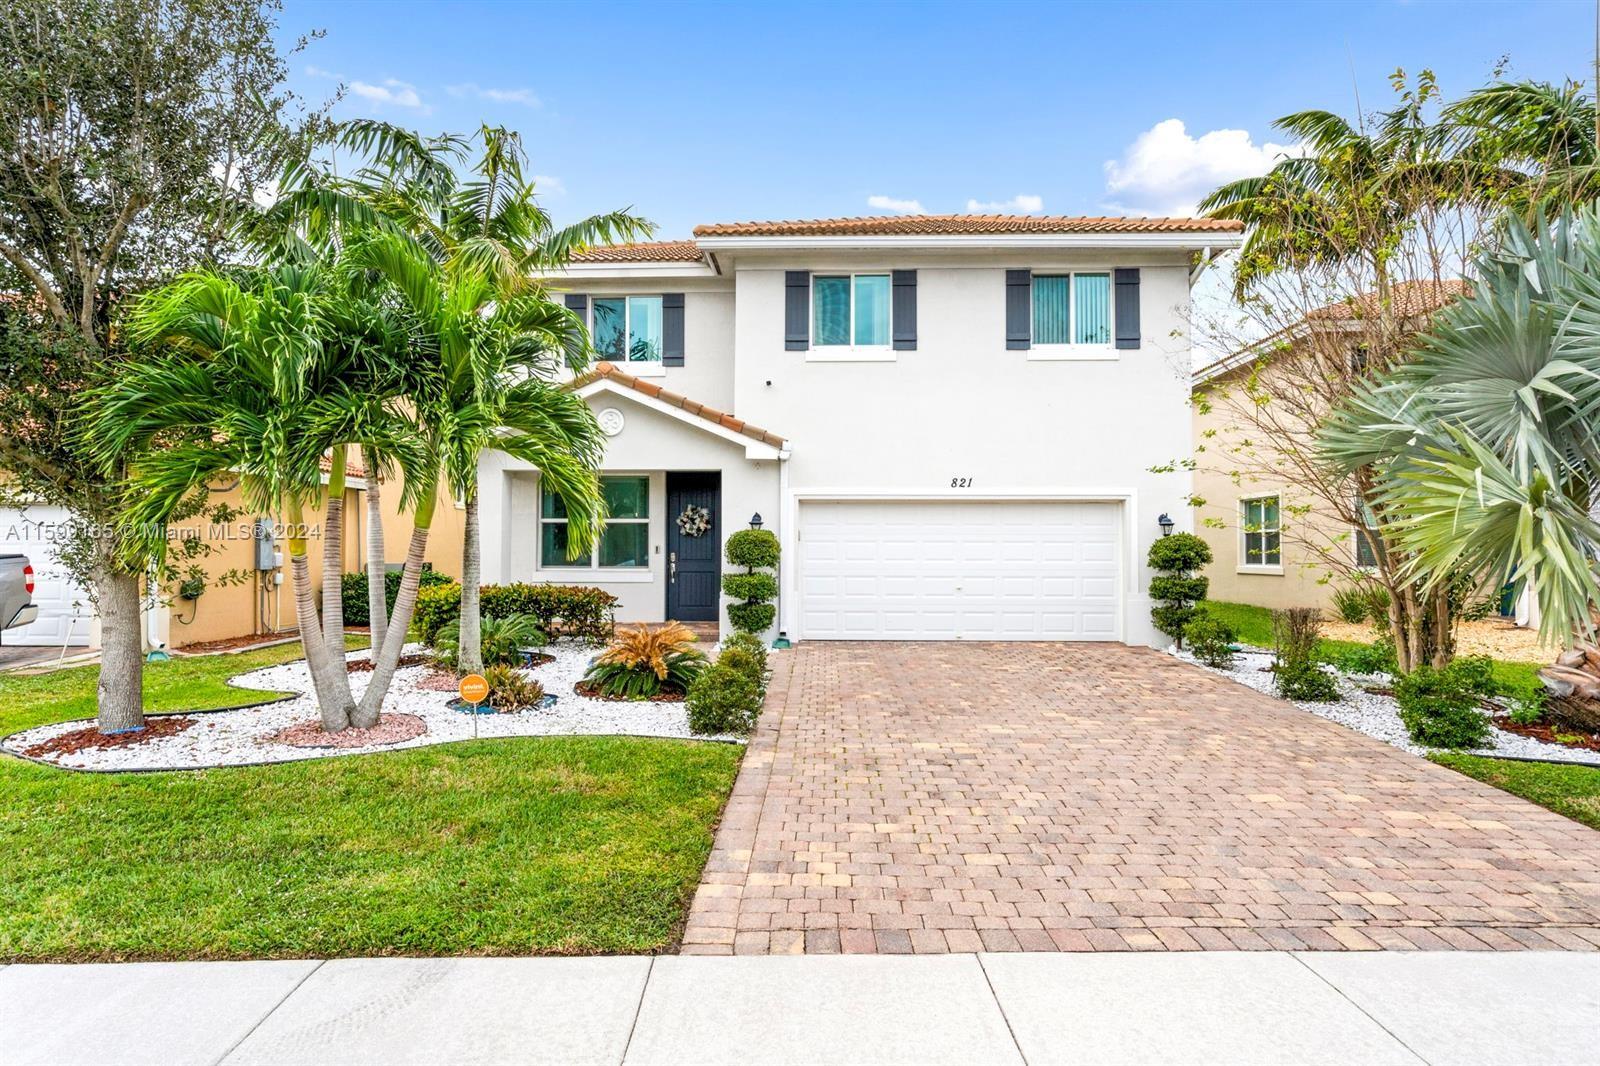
[965,194,1044,214]
[348,78,426,110]
[532,174,565,195]
[447,83,541,107]
[867,194,926,214]
[1103,118,1299,216]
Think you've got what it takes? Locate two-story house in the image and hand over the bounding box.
[477,214,1243,646]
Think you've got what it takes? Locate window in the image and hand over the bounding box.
[1032,272,1112,346]
[1240,495,1281,568]
[541,475,649,569]
[814,274,890,347]
[591,297,663,364]
[1354,494,1379,568]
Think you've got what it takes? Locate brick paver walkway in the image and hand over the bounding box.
[682,642,1600,954]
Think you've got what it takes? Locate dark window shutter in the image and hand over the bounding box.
[785,271,810,350]
[564,293,588,318]
[1114,268,1141,349]
[662,293,685,366]
[891,270,917,351]
[1005,270,1031,350]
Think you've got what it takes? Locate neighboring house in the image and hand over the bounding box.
[478,214,1243,645]
[1190,281,1469,614]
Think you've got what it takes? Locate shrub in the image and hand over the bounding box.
[686,662,762,735]
[479,583,617,644]
[1394,659,1494,748]
[722,528,780,635]
[1333,636,1398,676]
[1271,607,1339,701]
[341,567,451,626]
[583,621,707,699]
[1508,688,1547,727]
[722,630,768,675]
[718,644,764,687]
[1184,614,1237,669]
[484,664,546,712]
[1331,585,1372,624]
[434,613,546,670]
[1147,532,1212,647]
[413,582,463,644]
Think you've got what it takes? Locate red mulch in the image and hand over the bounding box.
[175,633,294,654]
[271,713,427,749]
[415,669,461,692]
[1496,718,1600,753]
[347,653,430,673]
[24,716,196,758]
[573,681,685,703]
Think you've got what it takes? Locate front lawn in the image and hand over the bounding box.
[0,641,740,961]
[1431,754,1600,831]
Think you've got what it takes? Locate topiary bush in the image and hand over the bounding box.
[1271,607,1340,701]
[342,567,452,626]
[686,661,762,735]
[1184,613,1237,669]
[1394,656,1496,748]
[722,528,780,635]
[1147,532,1212,647]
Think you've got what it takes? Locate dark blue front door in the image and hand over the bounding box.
[666,472,720,622]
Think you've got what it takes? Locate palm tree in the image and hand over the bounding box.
[1445,80,1600,215]
[1319,205,1600,647]
[84,263,421,730]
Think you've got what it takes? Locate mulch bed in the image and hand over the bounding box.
[1495,718,1600,753]
[415,669,461,692]
[346,653,430,673]
[271,713,427,749]
[175,633,294,654]
[24,716,196,758]
[573,680,686,703]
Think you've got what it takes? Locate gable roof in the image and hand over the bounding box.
[692,214,1243,237]
[570,362,787,450]
[570,240,705,263]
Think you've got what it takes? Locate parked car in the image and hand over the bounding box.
[1,554,37,631]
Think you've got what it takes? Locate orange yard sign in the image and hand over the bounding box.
[458,673,490,705]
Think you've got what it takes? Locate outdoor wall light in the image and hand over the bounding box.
[749,513,764,529]
[1158,513,1175,537]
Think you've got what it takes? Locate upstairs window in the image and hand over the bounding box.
[1240,495,1281,568]
[1032,272,1112,346]
[541,475,649,569]
[814,274,890,347]
[592,296,663,363]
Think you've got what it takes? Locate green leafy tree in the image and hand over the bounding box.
[0,0,321,732]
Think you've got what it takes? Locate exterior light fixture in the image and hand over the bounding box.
[1158,513,1175,537]
[749,513,764,529]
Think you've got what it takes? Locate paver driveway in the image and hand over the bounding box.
[682,642,1600,954]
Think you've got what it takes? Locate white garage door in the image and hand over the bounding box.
[798,500,1122,641]
[0,505,94,646]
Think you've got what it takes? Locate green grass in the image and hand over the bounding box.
[1431,754,1600,831]
[0,639,741,962]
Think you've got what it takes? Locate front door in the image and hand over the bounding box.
[666,472,721,622]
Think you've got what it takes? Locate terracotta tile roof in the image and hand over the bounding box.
[319,451,369,479]
[692,214,1243,237]
[1305,280,1472,320]
[569,240,705,263]
[572,362,786,449]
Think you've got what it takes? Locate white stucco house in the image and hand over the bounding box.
[477,213,1244,646]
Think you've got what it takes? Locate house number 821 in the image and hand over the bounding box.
[950,477,973,488]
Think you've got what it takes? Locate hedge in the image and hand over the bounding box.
[410,581,619,645]
[340,567,452,626]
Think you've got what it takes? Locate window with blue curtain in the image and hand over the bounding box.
[1074,273,1111,345]
[813,276,851,346]
[853,275,890,345]
[1031,275,1070,344]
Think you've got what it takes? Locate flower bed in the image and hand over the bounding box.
[1175,645,1600,766]
[2,641,753,772]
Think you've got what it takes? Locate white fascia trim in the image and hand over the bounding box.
[695,233,1244,253]
[574,378,785,460]
[554,262,717,280]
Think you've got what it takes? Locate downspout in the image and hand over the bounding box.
[775,449,793,648]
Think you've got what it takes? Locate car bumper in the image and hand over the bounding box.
[5,604,38,630]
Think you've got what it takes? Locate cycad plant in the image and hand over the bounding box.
[583,622,707,699]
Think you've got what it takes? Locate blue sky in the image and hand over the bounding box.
[280,0,1594,238]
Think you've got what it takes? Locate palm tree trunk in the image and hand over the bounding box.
[319,446,347,653]
[91,551,145,734]
[287,497,354,731]
[351,481,437,727]
[457,489,482,676]
[364,447,388,655]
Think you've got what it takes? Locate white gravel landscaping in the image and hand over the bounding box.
[1175,644,1600,766]
[2,642,749,773]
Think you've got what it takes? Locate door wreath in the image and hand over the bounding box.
[676,504,712,538]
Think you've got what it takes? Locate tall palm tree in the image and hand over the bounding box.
[1445,80,1600,215]
[1319,205,1600,646]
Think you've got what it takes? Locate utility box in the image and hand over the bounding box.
[253,519,277,571]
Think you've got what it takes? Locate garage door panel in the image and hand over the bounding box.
[799,501,1123,641]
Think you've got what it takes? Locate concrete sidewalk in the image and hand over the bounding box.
[3,951,1596,1065]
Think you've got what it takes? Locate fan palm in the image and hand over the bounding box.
[1319,205,1600,645]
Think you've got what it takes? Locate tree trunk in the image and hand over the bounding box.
[319,447,347,652]
[364,448,387,655]
[286,498,354,731]
[91,559,145,734]
[457,490,482,676]
[351,481,438,728]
